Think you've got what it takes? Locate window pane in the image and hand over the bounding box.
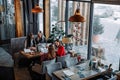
[0,0,15,40]
[68,1,91,60]
[50,0,66,41]
[92,3,120,70]
[38,0,43,32]
[50,0,58,26]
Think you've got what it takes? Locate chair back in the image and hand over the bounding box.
[41,58,56,74]
[65,57,78,68]
[56,54,70,68]
[46,62,62,80]
[10,37,26,56]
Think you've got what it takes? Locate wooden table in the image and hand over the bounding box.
[20,51,42,59]
[19,51,43,68]
[116,72,120,80]
[53,62,106,80]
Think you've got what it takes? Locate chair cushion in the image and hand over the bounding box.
[0,47,13,67]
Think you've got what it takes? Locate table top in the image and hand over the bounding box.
[20,51,42,59]
[53,61,106,80]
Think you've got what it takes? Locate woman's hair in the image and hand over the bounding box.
[55,39,59,42]
[37,31,42,37]
[30,33,33,37]
[55,39,63,46]
[27,33,33,39]
[26,33,34,48]
[38,31,42,35]
[48,44,56,59]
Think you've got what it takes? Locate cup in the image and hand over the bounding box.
[92,61,98,69]
[77,55,81,62]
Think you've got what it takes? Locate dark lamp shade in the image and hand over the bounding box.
[69,9,85,22]
[32,5,44,13]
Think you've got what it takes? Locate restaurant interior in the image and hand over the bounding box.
[0,0,120,80]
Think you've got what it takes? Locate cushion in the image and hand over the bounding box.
[0,47,14,67]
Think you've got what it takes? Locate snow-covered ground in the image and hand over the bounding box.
[94,17,120,70]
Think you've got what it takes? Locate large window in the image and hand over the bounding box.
[50,0,66,32]
[68,1,91,60]
[50,0,58,26]
[50,0,91,60]
[0,0,15,40]
[92,3,120,70]
[38,0,44,32]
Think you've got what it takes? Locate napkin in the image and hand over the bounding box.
[63,70,75,76]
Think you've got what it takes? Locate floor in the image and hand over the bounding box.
[14,67,32,80]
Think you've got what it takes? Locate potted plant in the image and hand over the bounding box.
[47,24,65,43]
[92,15,104,43]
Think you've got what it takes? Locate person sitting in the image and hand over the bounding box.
[35,31,46,44]
[24,33,36,50]
[54,39,66,57]
[40,44,56,62]
[29,44,56,79]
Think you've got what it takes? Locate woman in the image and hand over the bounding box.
[54,39,66,57]
[24,33,36,50]
[40,44,56,61]
[35,31,46,44]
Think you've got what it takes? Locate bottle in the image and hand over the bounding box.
[89,60,92,70]
[119,58,120,71]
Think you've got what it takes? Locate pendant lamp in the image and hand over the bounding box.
[32,4,43,13]
[69,3,85,22]
[0,5,4,12]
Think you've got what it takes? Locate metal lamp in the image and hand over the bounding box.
[69,3,85,22]
[62,37,73,50]
[62,37,72,44]
[32,4,44,13]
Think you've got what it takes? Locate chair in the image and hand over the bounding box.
[32,58,56,74]
[31,58,56,80]
[41,58,56,74]
[46,62,62,80]
[65,57,78,68]
[56,54,70,68]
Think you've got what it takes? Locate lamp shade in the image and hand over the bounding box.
[0,5,4,12]
[32,5,43,13]
[62,37,72,44]
[69,8,85,22]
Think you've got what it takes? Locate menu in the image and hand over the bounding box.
[24,49,33,53]
[63,70,75,76]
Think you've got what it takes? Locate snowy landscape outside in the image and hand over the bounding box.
[93,3,120,70]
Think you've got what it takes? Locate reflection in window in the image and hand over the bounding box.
[92,3,120,70]
[38,0,43,32]
[0,0,15,40]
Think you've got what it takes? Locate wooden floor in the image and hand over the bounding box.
[14,66,32,80]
